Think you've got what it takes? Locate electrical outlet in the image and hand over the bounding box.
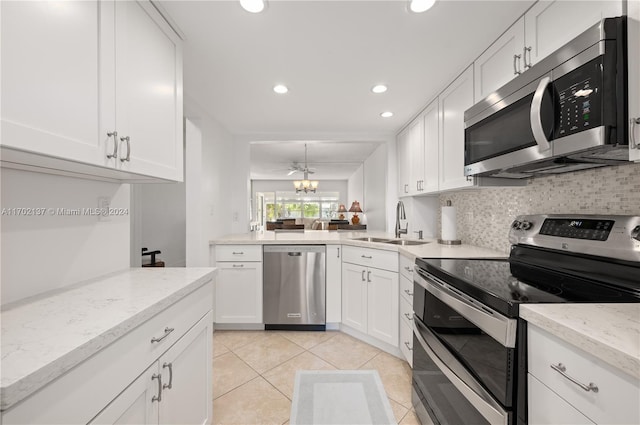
[466,211,474,222]
[233,211,239,222]
[98,196,111,222]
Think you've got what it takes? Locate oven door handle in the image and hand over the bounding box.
[530,75,552,153]
[413,319,510,425]
[415,269,517,348]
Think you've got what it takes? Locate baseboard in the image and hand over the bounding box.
[214,323,265,330]
[326,322,340,331]
[340,325,403,360]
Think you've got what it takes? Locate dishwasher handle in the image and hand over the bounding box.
[288,252,302,256]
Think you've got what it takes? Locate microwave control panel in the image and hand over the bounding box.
[554,57,602,139]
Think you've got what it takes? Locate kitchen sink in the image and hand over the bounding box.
[384,240,429,246]
[350,237,393,243]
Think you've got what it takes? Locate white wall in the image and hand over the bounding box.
[1,169,130,305]
[347,163,364,212]
[185,118,205,267]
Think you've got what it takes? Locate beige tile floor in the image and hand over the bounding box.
[212,330,421,425]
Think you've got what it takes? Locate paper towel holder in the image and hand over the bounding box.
[438,200,462,245]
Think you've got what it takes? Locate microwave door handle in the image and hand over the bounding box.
[530,76,552,152]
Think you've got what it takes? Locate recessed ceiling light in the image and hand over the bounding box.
[371,84,388,94]
[273,84,289,94]
[240,0,266,13]
[381,111,394,118]
[409,0,436,13]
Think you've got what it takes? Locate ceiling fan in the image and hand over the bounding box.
[287,162,315,176]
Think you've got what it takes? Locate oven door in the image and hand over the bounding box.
[412,317,511,425]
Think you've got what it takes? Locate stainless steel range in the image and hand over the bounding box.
[411,214,640,425]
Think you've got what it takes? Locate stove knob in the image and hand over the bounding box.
[521,221,533,230]
[632,225,640,241]
[512,220,522,229]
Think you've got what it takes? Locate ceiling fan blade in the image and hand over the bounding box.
[287,169,298,176]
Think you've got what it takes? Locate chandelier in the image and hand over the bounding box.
[293,144,319,193]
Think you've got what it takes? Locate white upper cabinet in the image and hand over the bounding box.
[408,116,425,194]
[474,17,525,101]
[439,65,475,191]
[422,99,439,193]
[524,0,624,68]
[1,0,183,182]
[397,128,411,196]
[629,0,640,162]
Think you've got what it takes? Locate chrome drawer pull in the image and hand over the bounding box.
[232,251,244,255]
[232,264,244,268]
[404,266,413,272]
[151,327,175,343]
[404,313,414,321]
[361,255,373,259]
[550,363,599,393]
[151,373,162,402]
[163,362,173,390]
[404,341,413,351]
[404,289,413,296]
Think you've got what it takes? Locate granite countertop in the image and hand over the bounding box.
[0,267,216,411]
[520,304,640,380]
[211,231,507,260]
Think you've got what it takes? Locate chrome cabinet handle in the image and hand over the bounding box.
[630,117,640,149]
[404,341,413,351]
[367,271,371,282]
[232,264,244,268]
[524,46,532,69]
[337,247,340,258]
[404,313,414,321]
[361,270,366,282]
[151,373,162,402]
[163,362,173,390]
[550,363,598,393]
[513,54,522,75]
[404,289,414,296]
[404,266,413,273]
[106,131,118,159]
[232,251,244,255]
[404,184,408,193]
[151,327,175,343]
[361,255,372,259]
[530,76,552,152]
[119,136,131,162]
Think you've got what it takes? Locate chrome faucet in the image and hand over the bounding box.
[395,200,407,238]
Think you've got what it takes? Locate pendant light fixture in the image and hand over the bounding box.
[293,144,319,194]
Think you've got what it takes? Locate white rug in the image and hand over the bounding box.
[290,370,397,425]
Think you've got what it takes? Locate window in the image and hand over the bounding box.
[258,191,340,223]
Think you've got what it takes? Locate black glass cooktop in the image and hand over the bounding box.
[415,249,640,317]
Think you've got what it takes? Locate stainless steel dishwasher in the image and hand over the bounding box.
[263,245,326,331]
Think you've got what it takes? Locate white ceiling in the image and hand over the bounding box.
[159,0,535,179]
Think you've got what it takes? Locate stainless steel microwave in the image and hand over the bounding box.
[464,17,628,179]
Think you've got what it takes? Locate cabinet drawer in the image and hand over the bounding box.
[528,374,595,425]
[399,254,415,280]
[399,319,413,367]
[400,296,413,328]
[215,245,262,262]
[528,325,640,425]
[342,246,398,272]
[2,282,213,424]
[400,274,414,304]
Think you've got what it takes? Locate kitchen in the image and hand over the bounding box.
[1,1,639,424]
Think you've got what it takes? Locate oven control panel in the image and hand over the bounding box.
[539,218,614,241]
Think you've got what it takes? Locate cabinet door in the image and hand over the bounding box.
[114,0,183,181]
[528,374,595,425]
[408,117,425,194]
[326,245,342,323]
[524,0,623,67]
[474,18,525,101]
[629,0,640,162]
[439,65,475,191]
[341,263,367,333]
[366,268,399,347]
[216,262,263,323]
[0,0,115,167]
[159,312,213,425]
[89,365,159,425]
[422,99,439,193]
[396,129,411,196]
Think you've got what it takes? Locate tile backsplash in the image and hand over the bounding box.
[439,162,640,253]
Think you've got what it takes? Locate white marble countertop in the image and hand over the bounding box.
[520,304,640,379]
[0,267,216,411]
[211,230,507,260]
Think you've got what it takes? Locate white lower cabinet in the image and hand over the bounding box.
[326,245,342,323]
[527,324,640,425]
[1,283,213,425]
[91,313,212,425]
[342,247,399,347]
[214,245,263,325]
